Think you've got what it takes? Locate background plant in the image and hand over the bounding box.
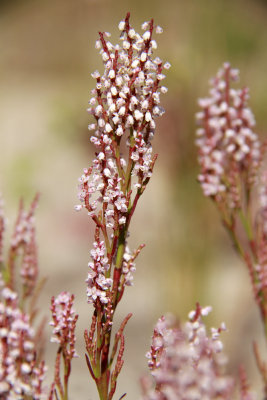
[0,195,47,398]
[196,62,267,397]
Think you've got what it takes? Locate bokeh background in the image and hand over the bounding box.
[1,0,267,398]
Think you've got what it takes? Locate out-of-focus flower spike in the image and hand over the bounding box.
[6,194,40,293]
[143,305,234,400]
[49,292,79,399]
[196,63,260,201]
[0,277,47,398]
[50,291,79,358]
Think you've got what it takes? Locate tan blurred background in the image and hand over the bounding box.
[1,0,267,398]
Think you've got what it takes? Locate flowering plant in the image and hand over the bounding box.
[1,12,267,400]
[74,12,169,400]
[196,62,267,397]
[0,195,47,398]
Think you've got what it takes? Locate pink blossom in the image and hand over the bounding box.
[50,291,78,359]
[142,305,234,400]
[0,275,46,399]
[196,63,260,204]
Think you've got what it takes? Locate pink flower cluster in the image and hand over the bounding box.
[249,170,267,315]
[83,14,168,193]
[76,13,169,308]
[76,13,168,222]
[76,14,170,222]
[9,194,39,297]
[142,304,237,400]
[50,291,78,360]
[196,63,260,200]
[86,231,112,305]
[86,230,142,306]
[0,274,46,399]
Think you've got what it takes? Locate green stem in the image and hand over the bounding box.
[116,234,126,269]
[96,369,109,400]
[112,230,126,308]
[123,132,135,194]
[238,208,253,242]
[223,217,245,259]
[6,248,16,289]
[63,383,68,400]
[63,355,69,400]
[114,140,125,181]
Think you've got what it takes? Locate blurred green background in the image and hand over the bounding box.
[1,0,267,397]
